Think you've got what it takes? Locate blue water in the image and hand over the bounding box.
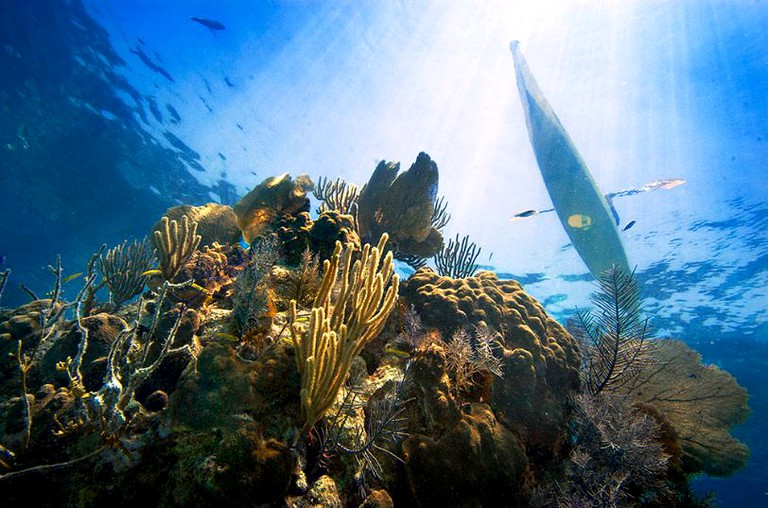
[0,1,766,505]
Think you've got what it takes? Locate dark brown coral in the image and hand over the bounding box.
[357,152,444,258]
[172,242,249,307]
[274,210,360,266]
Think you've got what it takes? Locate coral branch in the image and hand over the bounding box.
[152,215,201,281]
[314,176,360,215]
[435,234,481,279]
[97,238,155,307]
[290,234,399,433]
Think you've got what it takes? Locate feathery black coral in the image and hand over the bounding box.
[574,266,652,396]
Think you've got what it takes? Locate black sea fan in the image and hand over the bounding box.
[573,266,652,396]
[434,233,481,279]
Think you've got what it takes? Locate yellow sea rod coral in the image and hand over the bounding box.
[289,234,399,433]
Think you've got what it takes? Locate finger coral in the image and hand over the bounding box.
[155,203,242,247]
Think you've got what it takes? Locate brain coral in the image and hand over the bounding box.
[400,268,581,455]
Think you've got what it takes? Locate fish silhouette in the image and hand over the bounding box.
[190,16,226,32]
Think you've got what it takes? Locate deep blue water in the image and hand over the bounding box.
[0,1,766,505]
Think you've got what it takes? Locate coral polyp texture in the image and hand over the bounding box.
[400,267,581,461]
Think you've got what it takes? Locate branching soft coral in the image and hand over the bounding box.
[289,234,399,433]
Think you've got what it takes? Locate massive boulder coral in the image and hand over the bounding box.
[400,268,581,453]
[393,341,528,505]
[357,152,444,258]
[36,312,127,392]
[153,203,242,247]
[165,340,299,505]
[233,173,314,244]
[402,402,528,507]
[0,300,66,399]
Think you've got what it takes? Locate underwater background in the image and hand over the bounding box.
[0,0,765,505]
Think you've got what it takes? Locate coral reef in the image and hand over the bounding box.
[36,312,128,392]
[571,266,653,396]
[402,402,528,507]
[357,153,444,258]
[173,241,249,306]
[154,202,242,247]
[151,215,202,282]
[401,267,581,460]
[619,339,750,477]
[234,173,314,244]
[97,238,155,308]
[289,235,399,432]
[313,176,360,216]
[434,233,482,279]
[0,299,66,399]
[533,393,672,506]
[276,210,360,265]
[0,169,750,508]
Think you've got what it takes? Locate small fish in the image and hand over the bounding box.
[141,269,162,277]
[188,283,207,292]
[213,332,241,342]
[646,178,686,191]
[0,443,15,470]
[190,16,226,31]
[511,209,539,220]
[383,346,412,359]
[62,272,83,283]
[199,96,213,112]
[292,314,311,324]
[621,220,636,232]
